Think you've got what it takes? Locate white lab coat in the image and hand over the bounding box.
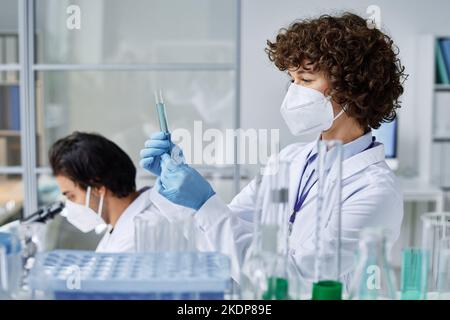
[149,140,404,293]
[95,187,192,253]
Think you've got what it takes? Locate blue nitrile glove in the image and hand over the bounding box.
[156,154,215,210]
[140,132,173,176]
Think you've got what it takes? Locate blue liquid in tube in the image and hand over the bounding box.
[155,90,169,133]
[154,90,184,165]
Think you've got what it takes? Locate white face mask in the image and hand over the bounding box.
[280,83,345,137]
[61,186,107,234]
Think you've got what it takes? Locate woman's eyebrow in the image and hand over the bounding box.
[288,67,315,77]
[296,69,315,75]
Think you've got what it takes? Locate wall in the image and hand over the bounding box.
[0,0,17,31]
[240,0,450,177]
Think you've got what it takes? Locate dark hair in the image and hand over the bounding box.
[265,12,407,129]
[49,131,136,198]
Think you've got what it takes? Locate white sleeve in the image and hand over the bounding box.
[193,178,260,282]
[194,180,257,282]
[148,183,256,281]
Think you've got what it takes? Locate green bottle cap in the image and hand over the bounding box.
[311,280,343,300]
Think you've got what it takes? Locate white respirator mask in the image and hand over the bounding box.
[280,83,345,137]
[62,186,108,234]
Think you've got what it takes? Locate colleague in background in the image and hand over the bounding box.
[49,131,163,252]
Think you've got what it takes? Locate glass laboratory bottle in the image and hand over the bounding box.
[260,160,291,300]
[400,247,428,300]
[437,238,450,300]
[348,228,397,300]
[311,140,343,300]
[240,173,267,299]
[0,231,22,300]
[420,212,450,297]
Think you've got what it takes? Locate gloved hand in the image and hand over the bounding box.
[156,154,215,210]
[139,132,173,176]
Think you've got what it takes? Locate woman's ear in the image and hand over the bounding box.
[93,186,107,198]
[323,86,332,98]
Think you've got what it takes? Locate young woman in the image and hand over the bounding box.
[140,12,406,292]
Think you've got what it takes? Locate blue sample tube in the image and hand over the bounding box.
[155,90,169,134]
[154,90,184,165]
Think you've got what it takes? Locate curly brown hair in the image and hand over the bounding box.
[265,12,407,129]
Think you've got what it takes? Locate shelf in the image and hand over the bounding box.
[0,130,20,137]
[435,84,450,91]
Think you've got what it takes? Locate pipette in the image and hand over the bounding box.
[154,90,185,165]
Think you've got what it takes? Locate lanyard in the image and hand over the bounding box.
[288,150,316,235]
[288,137,376,235]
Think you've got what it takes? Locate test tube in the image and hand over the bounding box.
[400,248,428,300]
[421,212,450,296]
[437,238,450,299]
[259,160,291,300]
[348,228,397,300]
[311,140,343,300]
[240,172,267,299]
[154,89,185,165]
[155,90,169,134]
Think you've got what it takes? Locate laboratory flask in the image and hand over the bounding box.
[348,228,397,300]
[421,212,450,296]
[437,238,450,300]
[0,232,22,299]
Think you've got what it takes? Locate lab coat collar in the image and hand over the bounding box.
[311,141,385,192]
[288,141,386,244]
[293,132,382,179]
[287,138,385,215]
[341,130,373,160]
[112,187,152,233]
[307,131,373,168]
[342,142,385,180]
